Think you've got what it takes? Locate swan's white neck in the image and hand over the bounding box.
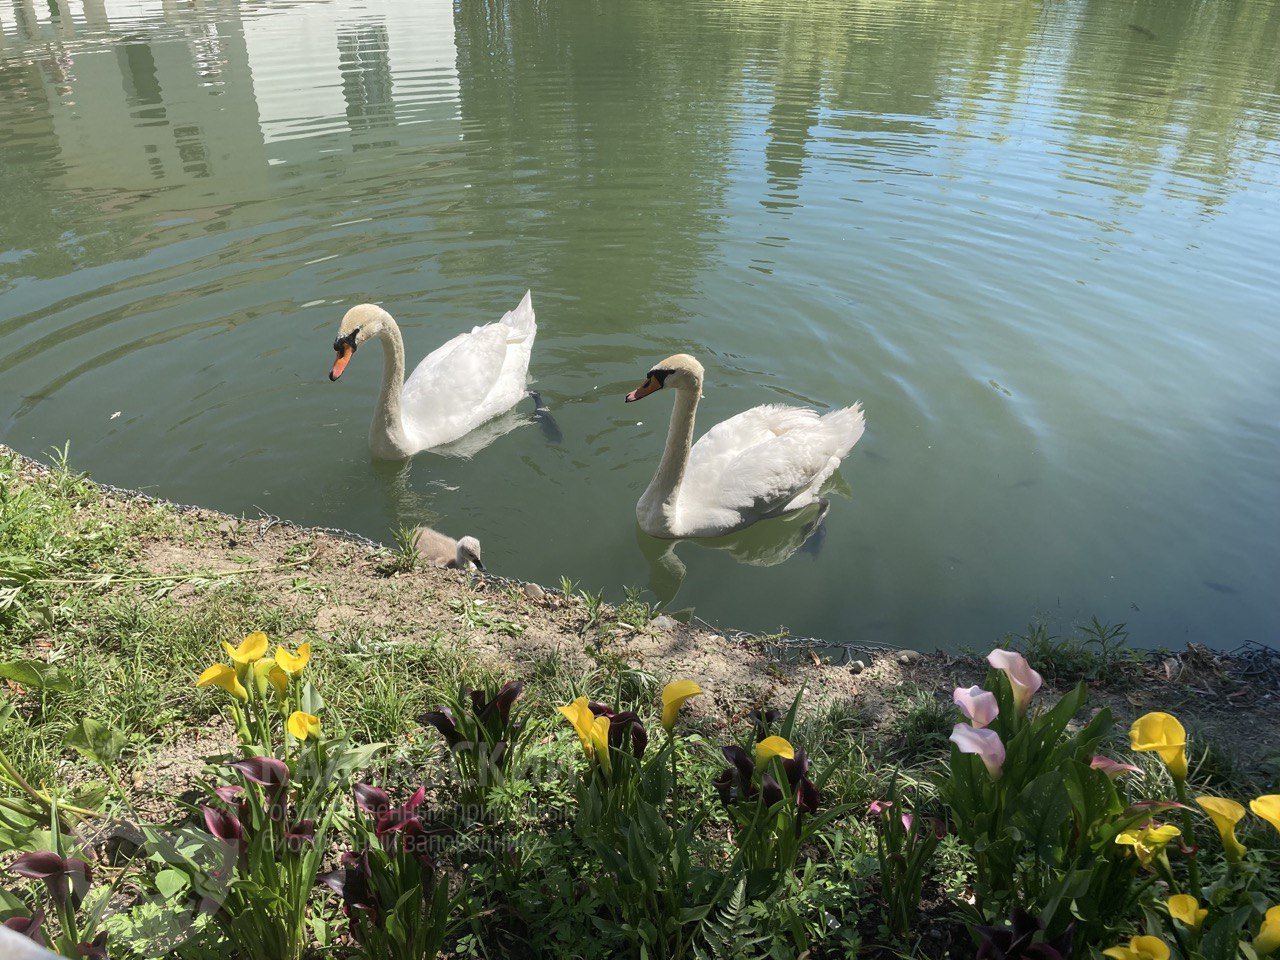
[368,315,414,460]
[638,382,700,536]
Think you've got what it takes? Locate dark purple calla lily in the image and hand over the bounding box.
[214,785,244,804]
[4,907,46,946]
[587,701,613,717]
[748,708,780,742]
[76,931,109,959]
[284,819,315,853]
[712,768,736,805]
[320,849,379,936]
[354,783,392,818]
[782,747,809,788]
[796,778,820,814]
[421,707,464,749]
[761,773,784,808]
[230,757,290,821]
[608,711,648,758]
[201,804,246,869]
[230,756,290,789]
[372,786,428,839]
[976,908,1074,960]
[10,852,92,907]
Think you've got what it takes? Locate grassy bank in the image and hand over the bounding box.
[1,444,1277,959]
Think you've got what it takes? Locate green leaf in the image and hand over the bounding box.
[63,717,127,766]
[154,868,189,901]
[0,659,74,693]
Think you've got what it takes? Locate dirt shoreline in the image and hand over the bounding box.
[4,442,1278,773]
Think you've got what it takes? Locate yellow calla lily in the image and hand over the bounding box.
[589,715,612,775]
[223,631,269,665]
[557,697,597,756]
[196,664,247,702]
[1256,905,1280,956]
[1103,936,1170,960]
[1115,824,1181,869]
[252,658,289,699]
[1129,712,1187,781]
[1196,796,1247,862]
[1166,894,1207,930]
[1251,795,1280,836]
[274,642,311,676]
[755,735,795,765]
[660,680,703,733]
[287,711,321,741]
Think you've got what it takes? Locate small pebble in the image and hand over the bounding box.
[897,649,923,665]
[651,615,678,632]
[523,582,545,601]
[849,659,866,674]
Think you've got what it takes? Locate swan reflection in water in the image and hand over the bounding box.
[635,497,834,607]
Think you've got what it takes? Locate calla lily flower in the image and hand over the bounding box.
[761,773,784,808]
[661,680,703,732]
[1103,936,1170,960]
[274,642,310,675]
[354,783,392,817]
[755,735,795,765]
[749,708,781,742]
[589,714,612,774]
[201,804,246,868]
[713,745,758,805]
[223,631,268,664]
[1196,796,1247,862]
[1091,756,1142,779]
[558,697,597,756]
[230,756,290,790]
[1115,823,1181,869]
[1129,712,1187,781]
[468,680,525,728]
[10,851,93,908]
[975,908,1074,960]
[421,706,464,750]
[252,658,289,699]
[987,649,1043,715]
[196,664,247,702]
[77,932,109,960]
[1252,795,1280,836]
[1256,906,1280,956]
[868,800,894,817]
[3,908,46,946]
[1166,895,1207,930]
[287,711,321,741]
[283,818,315,852]
[607,711,648,758]
[950,723,1006,778]
[953,686,999,728]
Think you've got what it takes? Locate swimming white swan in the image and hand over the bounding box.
[329,292,536,459]
[625,354,864,538]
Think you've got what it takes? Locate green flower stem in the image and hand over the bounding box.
[1174,778,1201,895]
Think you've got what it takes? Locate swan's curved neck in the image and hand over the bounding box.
[369,316,412,458]
[640,383,700,528]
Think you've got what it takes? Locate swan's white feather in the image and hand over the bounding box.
[676,402,864,536]
[400,291,536,451]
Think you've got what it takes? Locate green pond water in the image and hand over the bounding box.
[2,0,1278,651]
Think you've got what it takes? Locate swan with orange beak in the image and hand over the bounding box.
[328,292,537,460]
[625,353,864,538]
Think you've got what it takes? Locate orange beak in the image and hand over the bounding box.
[625,375,661,403]
[329,344,354,381]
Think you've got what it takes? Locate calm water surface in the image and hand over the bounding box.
[2,0,1278,650]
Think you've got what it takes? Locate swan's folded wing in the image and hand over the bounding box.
[400,322,510,448]
[685,405,861,518]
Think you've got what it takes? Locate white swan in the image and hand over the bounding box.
[625,354,864,538]
[329,292,536,459]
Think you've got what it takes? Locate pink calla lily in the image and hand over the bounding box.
[953,686,999,728]
[950,722,1006,778]
[987,649,1043,714]
[1091,756,1142,779]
